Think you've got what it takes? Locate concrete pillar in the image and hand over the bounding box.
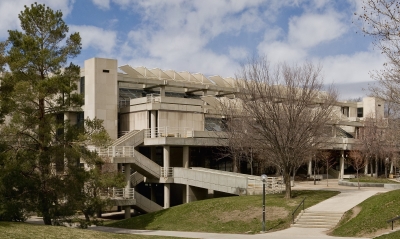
[125,163,131,190]
[182,184,191,204]
[307,160,312,176]
[150,111,156,138]
[164,146,170,208]
[340,151,344,179]
[182,147,190,204]
[164,184,170,208]
[124,206,131,219]
[183,146,189,168]
[160,86,165,97]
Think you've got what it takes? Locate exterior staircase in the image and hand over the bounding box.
[292,210,343,228]
[130,172,144,187]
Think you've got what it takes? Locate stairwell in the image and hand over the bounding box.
[292,210,343,228]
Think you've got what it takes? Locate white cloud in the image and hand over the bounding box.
[0,0,74,39]
[69,25,117,55]
[92,0,110,10]
[229,47,249,60]
[114,0,268,76]
[288,12,348,48]
[321,50,386,84]
[258,41,307,63]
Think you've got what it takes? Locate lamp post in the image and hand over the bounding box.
[261,174,267,232]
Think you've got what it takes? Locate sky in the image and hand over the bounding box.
[0,0,387,100]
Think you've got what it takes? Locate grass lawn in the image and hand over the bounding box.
[107,190,339,234]
[331,189,400,237]
[0,221,182,239]
[348,176,400,184]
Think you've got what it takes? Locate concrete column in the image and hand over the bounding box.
[124,206,131,219]
[160,86,165,97]
[124,163,131,218]
[125,163,131,189]
[150,111,156,138]
[340,151,344,179]
[164,146,170,208]
[183,146,189,168]
[307,160,312,176]
[164,184,170,208]
[163,146,170,169]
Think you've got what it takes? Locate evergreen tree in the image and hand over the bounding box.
[0,3,112,225]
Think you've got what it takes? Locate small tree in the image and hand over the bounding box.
[317,151,336,187]
[234,58,338,199]
[348,150,367,189]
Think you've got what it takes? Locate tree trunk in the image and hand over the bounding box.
[375,156,378,178]
[284,169,291,199]
[370,161,373,177]
[313,157,316,185]
[326,162,329,187]
[357,170,360,190]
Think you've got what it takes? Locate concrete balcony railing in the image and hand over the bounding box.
[101,187,135,199]
[160,167,174,178]
[145,127,194,138]
[96,146,135,158]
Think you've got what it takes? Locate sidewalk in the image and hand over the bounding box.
[89,180,391,239]
[90,226,371,239]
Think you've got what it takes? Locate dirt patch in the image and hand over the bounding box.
[217,206,288,222]
[349,206,361,221]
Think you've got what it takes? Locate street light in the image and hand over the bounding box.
[261,174,267,232]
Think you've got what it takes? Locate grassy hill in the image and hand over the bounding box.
[331,189,400,238]
[0,221,179,239]
[107,190,339,234]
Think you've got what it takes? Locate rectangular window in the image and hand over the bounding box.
[103,69,110,73]
[80,77,85,95]
[357,108,363,117]
[77,112,84,128]
[341,107,349,117]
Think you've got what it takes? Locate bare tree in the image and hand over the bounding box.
[356,1,400,106]
[232,58,337,199]
[348,150,367,189]
[359,116,387,177]
[316,151,336,187]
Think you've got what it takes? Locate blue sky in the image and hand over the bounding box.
[0,0,386,100]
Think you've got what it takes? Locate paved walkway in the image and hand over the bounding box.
[89,179,392,239]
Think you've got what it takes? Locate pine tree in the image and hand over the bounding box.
[0,3,111,225]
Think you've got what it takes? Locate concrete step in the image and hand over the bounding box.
[293,210,343,228]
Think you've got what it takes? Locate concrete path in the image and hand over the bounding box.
[90,226,370,239]
[89,179,391,239]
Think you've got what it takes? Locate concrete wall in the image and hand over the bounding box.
[363,97,384,119]
[158,111,204,131]
[84,58,118,140]
[119,111,148,131]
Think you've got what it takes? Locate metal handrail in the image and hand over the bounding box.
[144,126,194,138]
[387,215,400,230]
[161,167,174,177]
[291,197,306,224]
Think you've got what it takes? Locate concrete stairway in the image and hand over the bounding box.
[130,172,144,187]
[112,129,144,147]
[292,210,343,228]
[133,191,164,213]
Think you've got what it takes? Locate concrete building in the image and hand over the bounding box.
[74,57,385,218]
